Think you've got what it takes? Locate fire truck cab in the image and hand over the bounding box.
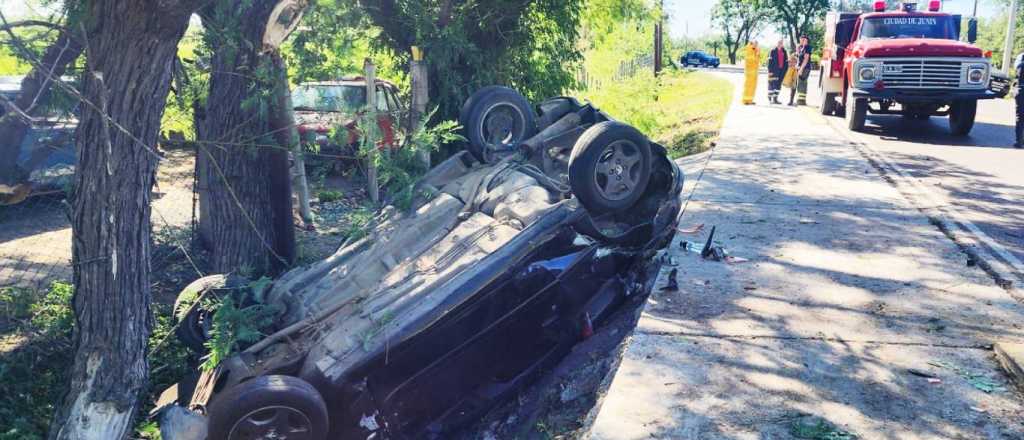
[818,0,997,136]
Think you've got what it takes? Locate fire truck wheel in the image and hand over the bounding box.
[819,93,837,116]
[949,100,977,137]
[845,90,867,131]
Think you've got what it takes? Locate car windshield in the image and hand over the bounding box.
[292,85,366,113]
[860,15,956,40]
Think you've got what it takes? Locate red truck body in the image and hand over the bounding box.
[818,2,997,135]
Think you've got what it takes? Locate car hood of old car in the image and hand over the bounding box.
[856,38,984,58]
[294,111,355,133]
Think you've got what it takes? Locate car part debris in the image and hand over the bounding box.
[661,268,679,292]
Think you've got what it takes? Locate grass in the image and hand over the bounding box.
[0,280,194,440]
[577,69,733,158]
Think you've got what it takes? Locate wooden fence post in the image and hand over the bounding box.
[364,58,380,204]
[410,46,430,168]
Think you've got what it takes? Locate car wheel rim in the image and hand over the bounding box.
[229,406,314,440]
[594,140,642,201]
[480,103,526,151]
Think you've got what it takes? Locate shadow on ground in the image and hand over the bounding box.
[594,116,1024,439]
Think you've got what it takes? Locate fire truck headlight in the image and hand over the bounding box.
[858,66,877,82]
[967,66,986,84]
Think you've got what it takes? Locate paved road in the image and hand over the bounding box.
[706,68,1024,284]
[587,70,1024,439]
[806,74,1024,285]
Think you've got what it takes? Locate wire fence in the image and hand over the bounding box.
[576,52,655,91]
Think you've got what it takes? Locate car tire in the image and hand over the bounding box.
[949,99,977,136]
[458,85,505,133]
[461,86,537,163]
[569,122,652,214]
[819,92,837,116]
[174,276,219,353]
[207,375,329,440]
[173,274,246,353]
[845,89,867,131]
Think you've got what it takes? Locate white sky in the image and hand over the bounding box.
[0,0,59,19]
[667,0,1006,43]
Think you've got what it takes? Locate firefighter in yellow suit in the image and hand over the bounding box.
[742,42,760,105]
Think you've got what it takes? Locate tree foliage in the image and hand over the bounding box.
[713,0,768,64]
[754,0,830,48]
[353,0,585,121]
[283,0,407,86]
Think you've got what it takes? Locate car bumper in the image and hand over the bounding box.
[851,87,997,102]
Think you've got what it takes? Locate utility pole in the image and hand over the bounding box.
[655,0,665,76]
[1004,0,1019,72]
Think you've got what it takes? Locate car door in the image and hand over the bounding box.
[375,85,396,147]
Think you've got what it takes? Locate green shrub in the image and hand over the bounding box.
[578,70,733,158]
[0,282,193,440]
[201,278,280,371]
[318,190,343,203]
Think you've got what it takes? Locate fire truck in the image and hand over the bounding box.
[818,0,999,136]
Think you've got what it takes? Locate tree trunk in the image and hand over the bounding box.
[196,1,296,275]
[0,31,82,185]
[47,1,194,439]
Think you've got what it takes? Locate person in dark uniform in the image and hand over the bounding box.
[793,35,812,106]
[767,40,788,105]
[1015,53,1024,148]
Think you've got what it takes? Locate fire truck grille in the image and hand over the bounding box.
[880,60,962,89]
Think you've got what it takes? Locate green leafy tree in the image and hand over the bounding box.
[755,0,830,48]
[356,0,585,121]
[283,0,406,84]
[713,0,768,64]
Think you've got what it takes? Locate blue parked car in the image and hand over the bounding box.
[0,76,77,205]
[681,51,720,68]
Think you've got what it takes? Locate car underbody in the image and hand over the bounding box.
[157,89,683,440]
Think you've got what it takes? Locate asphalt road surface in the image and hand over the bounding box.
[715,68,1024,284]
[817,81,1024,284]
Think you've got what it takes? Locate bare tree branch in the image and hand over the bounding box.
[0,19,67,33]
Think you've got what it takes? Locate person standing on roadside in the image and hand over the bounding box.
[792,35,812,106]
[1015,52,1024,148]
[767,40,788,105]
[742,41,761,105]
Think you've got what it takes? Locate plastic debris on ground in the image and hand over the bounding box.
[677,224,705,234]
[928,361,1008,393]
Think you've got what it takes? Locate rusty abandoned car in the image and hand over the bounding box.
[156,86,684,440]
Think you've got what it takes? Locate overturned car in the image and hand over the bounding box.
[156,86,683,440]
